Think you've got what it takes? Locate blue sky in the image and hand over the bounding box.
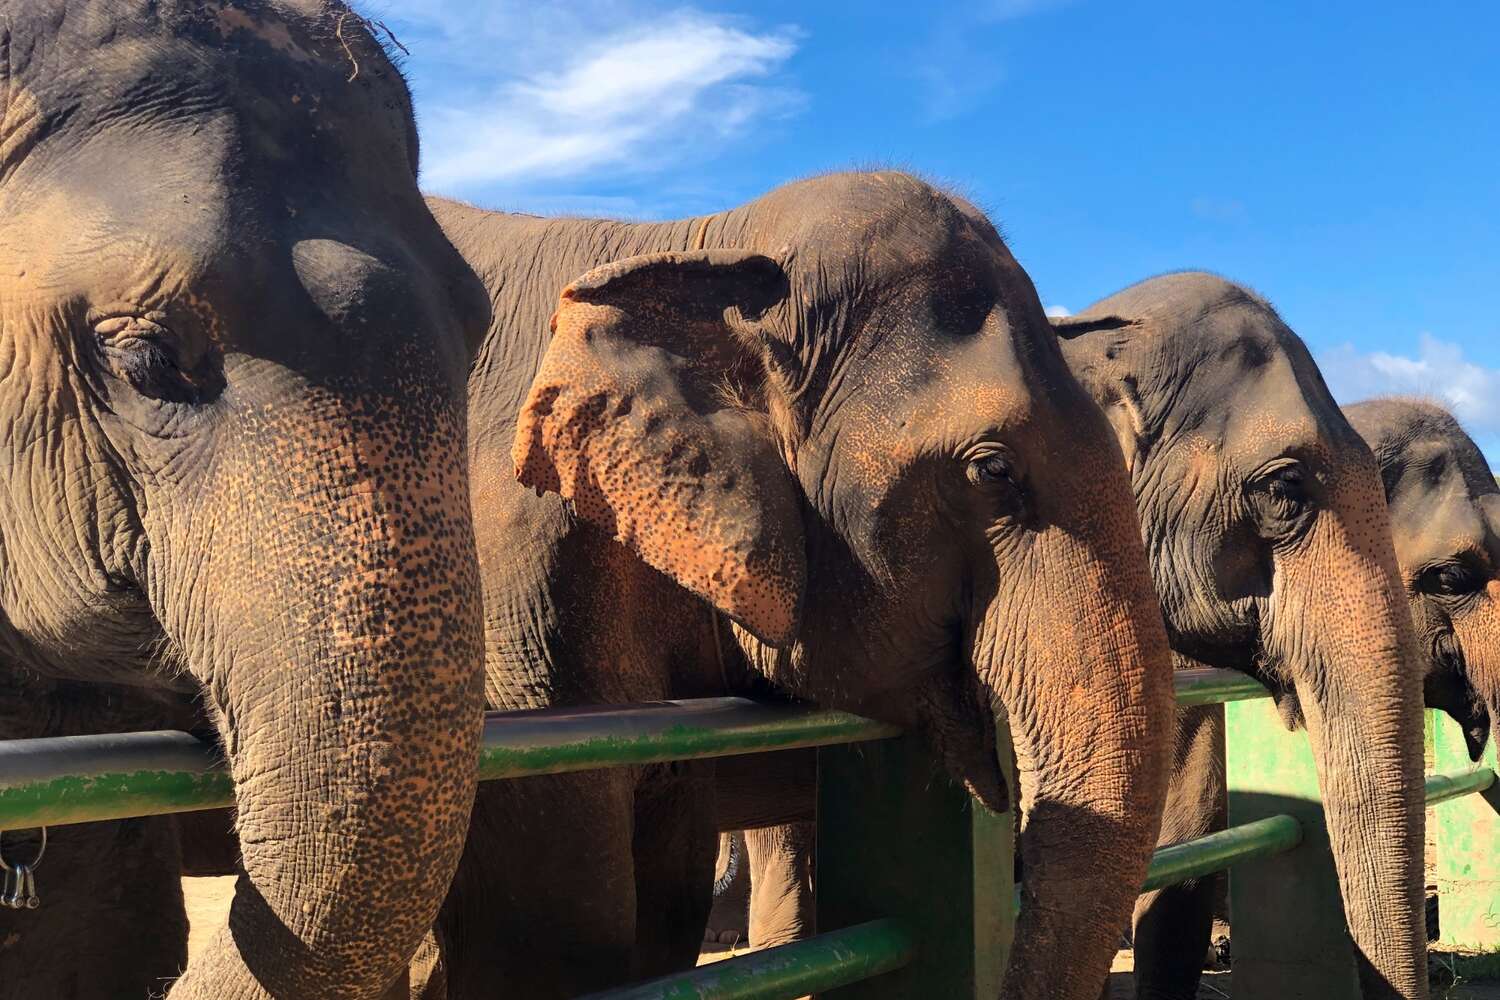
[378,1,1500,463]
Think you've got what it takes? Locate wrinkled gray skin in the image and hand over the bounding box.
[0,2,490,997]
[727,275,1436,1000]
[1056,275,1428,1000]
[426,171,1175,999]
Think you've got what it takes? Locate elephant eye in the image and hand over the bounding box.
[1420,561,1483,598]
[1248,460,1314,534]
[94,314,215,405]
[966,452,1017,489]
[1264,465,1307,507]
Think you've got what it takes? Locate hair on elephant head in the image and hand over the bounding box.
[1346,398,1499,759]
[511,171,1175,1000]
[0,2,489,996]
[1056,272,1428,997]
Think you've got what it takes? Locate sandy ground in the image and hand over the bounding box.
[184,876,237,963]
[184,877,1500,997]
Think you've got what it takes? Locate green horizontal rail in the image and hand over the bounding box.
[1173,667,1271,706]
[1133,764,1496,894]
[475,698,898,781]
[0,698,898,831]
[581,919,916,1000]
[1142,814,1302,892]
[1425,766,1497,806]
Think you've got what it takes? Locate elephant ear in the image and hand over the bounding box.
[1052,314,1149,465]
[514,249,806,647]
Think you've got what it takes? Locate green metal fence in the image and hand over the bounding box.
[0,669,1495,999]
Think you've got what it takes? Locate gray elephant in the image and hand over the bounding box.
[1055,274,1428,1000]
[0,2,490,997]
[1346,399,1500,733]
[425,170,1176,1000]
[723,273,1433,1000]
[1077,389,1497,1000]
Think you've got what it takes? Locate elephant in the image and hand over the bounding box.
[422,170,1177,1000]
[1076,382,1499,1000]
[1344,399,1500,738]
[1054,274,1430,1000]
[0,2,491,997]
[716,273,1435,1000]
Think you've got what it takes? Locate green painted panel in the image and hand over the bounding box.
[581,919,916,1000]
[1172,667,1272,706]
[817,727,1014,999]
[1432,711,1500,949]
[1226,697,1360,1000]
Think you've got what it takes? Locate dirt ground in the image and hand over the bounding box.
[184,877,1500,997]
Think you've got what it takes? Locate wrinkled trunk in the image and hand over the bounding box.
[983,473,1175,1000]
[165,389,484,999]
[1271,481,1427,1000]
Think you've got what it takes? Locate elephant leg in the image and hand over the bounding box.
[704,832,751,947]
[632,761,719,979]
[1131,703,1226,1000]
[437,772,638,999]
[746,822,815,949]
[0,818,186,1000]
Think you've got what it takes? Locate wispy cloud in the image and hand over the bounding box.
[981,0,1076,20]
[1045,304,1072,318]
[382,4,802,197]
[1319,333,1500,438]
[904,0,1070,122]
[1190,196,1249,224]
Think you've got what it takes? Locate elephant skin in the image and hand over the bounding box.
[424,171,1176,1000]
[727,277,1438,1000]
[1346,399,1500,747]
[1119,397,1497,1000]
[0,3,491,997]
[1054,275,1428,1000]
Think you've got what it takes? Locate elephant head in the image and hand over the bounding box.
[1057,273,1427,998]
[1347,398,1498,759]
[512,172,1175,1000]
[0,3,488,995]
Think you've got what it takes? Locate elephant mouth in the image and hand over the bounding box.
[1435,635,1491,761]
[912,662,1011,815]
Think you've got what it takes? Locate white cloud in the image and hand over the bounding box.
[383,5,801,194]
[1318,333,1500,434]
[1045,304,1071,318]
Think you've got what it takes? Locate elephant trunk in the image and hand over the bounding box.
[1271,477,1427,999]
[1452,586,1500,746]
[980,446,1175,1000]
[164,386,484,999]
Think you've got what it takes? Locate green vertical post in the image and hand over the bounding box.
[1226,698,1360,999]
[816,728,1014,999]
[1431,710,1500,948]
